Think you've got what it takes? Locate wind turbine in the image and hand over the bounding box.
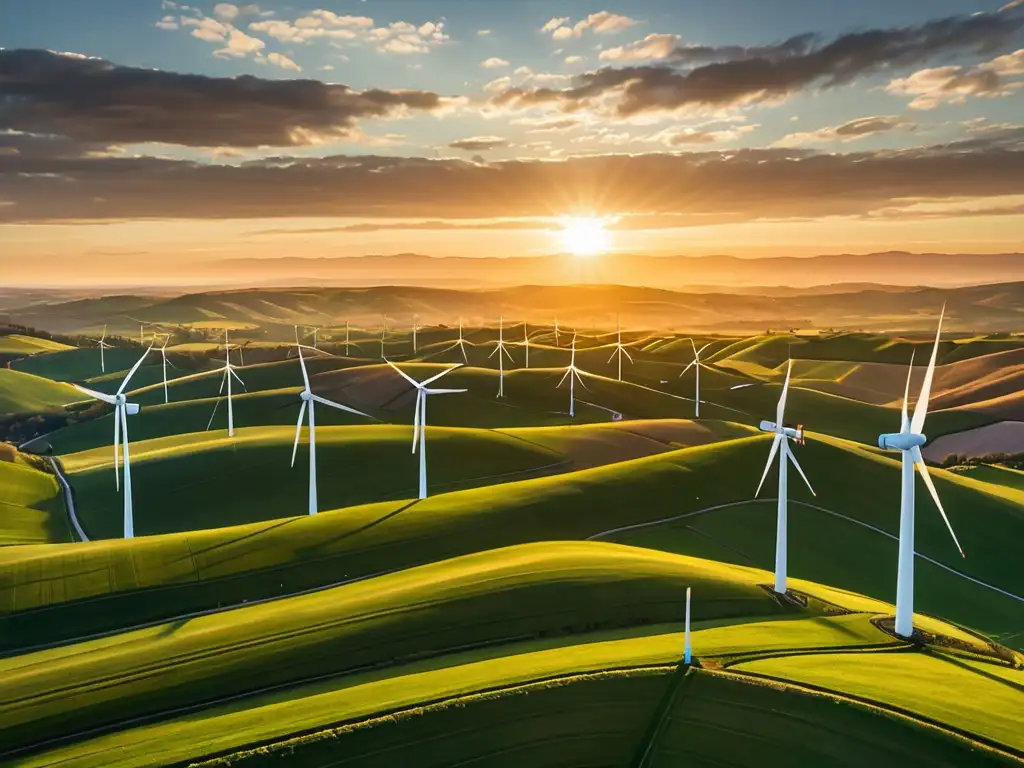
[754,359,816,595]
[412,314,419,355]
[291,342,372,515]
[521,321,531,369]
[607,316,633,382]
[877,306,965,639]
[557,332,588,417]
[387,362,466,499]
[157,334,176,404]
[97,325,111,373]
[71,347,152,539]
[205,331,246,437]
[489,316,514,397]
[445,317,469,363]
[679,338,712,418]
[554,317,560,348]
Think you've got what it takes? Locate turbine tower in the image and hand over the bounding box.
[387,362,466,499]
[206,331,246,437]
[754,359,816,594]
[607,316,633,382]
[291,342,372,515]
[71,347,152,539]
[557,332,588,417]
[97,325,111,374]
[413,314,419,355]
[679,338,712,418]
[877,306,964,639]
[445,318,469,364]
[521,321,530,369]
[489,316,514,397]
[157,334,175,404]
[554,317,560,347]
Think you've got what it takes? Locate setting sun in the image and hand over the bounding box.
[558,217,610,257]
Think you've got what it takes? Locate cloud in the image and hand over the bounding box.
[5,135,1024,223]
[0,49,451,147]
[542,11,639,41]
[246,10,446,54]
[477,29,492,36]
[484,76,513,93]
[448,136,509,151]
[565,55,583,64]
[213,3,240,22]
[495,9,1024,117]
[266,52,301,72]
[481,57,510,69]
[510,116,583,132]
[155,15,179,30]
[599,33,679,61]
[886,48,1024,108]
[774,115,915,146]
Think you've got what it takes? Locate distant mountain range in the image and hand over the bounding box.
[5,281,1023,335]
[207,252,1024,289]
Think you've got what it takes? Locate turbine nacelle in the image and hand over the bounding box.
[299,389,312,401]
[123,402,141,416]
[758,420,804,442]
[878,432,926,451]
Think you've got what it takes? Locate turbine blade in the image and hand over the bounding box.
[912,446,965,558]
[73,384,117,405]
[754,434,782,498]
[501,345,514,362]
[575,370,590,391]
[113,402,121,491]
[607,347,618,365]
[777,359,792,425]
[297,344,311,391]
[218,368,228,395]
[387,360,421,388]
[678,360,697,379]
[205,397,221,432]
[412,391,422,453]
[230,367,246,388]
[421,364,462,387]
[911,305,944,435]
[784,440,816,497]
[291,400,307,467]
[488,344,500,359]
[557,368,571,388]
[697,342,713,357]
[623,348,633,363]
[309,393,372,419]
[423,387,467,395]
[902,349,915,429]
[117,346,152,395]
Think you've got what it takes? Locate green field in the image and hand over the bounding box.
[0,334,75,355]
[0,369,81,414]
[12,346,153,382]
[0,457,71,546]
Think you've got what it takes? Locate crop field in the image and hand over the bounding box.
[1,313,1021,768]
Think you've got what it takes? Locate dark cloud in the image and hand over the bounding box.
[0,49,448,147]
[495,9,1024,115]
[833,116,906,137]
[2,136,1023,223]
[448,136,509,151]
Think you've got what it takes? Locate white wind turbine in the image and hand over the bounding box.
[157,334,176,404]
[388,362,466,499]
[557,332,588,417]
[754,359,816,594]
[205,331,246,437]
[72,347,152,539]
[445,317,470,363]
[97,325,111,373]
[521,321,531,368]
[291,342,372,515]
[554,317,560,347]
[412,314,419,355]
[679,338,712,418]
[878,306,965,639]
[489,316,515,397]
[607,316,633,382]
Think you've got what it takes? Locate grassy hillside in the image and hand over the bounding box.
[2,435,1022,652]
[0,457,71,546]
[0,334,75,355]
[0,369,80,414]
[64,425,565,538]
[11,347,153,382]
[0,543,789,754]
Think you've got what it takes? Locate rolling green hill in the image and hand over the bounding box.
[11,347,153,382]
[0,334,75,355]
[0,457,71,546]
[3,435,1021,653]
[0,369,80,414]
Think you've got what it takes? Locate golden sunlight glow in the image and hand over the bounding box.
[558,216,610,257]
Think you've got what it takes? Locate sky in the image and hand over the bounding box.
[1,0,1024,281]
